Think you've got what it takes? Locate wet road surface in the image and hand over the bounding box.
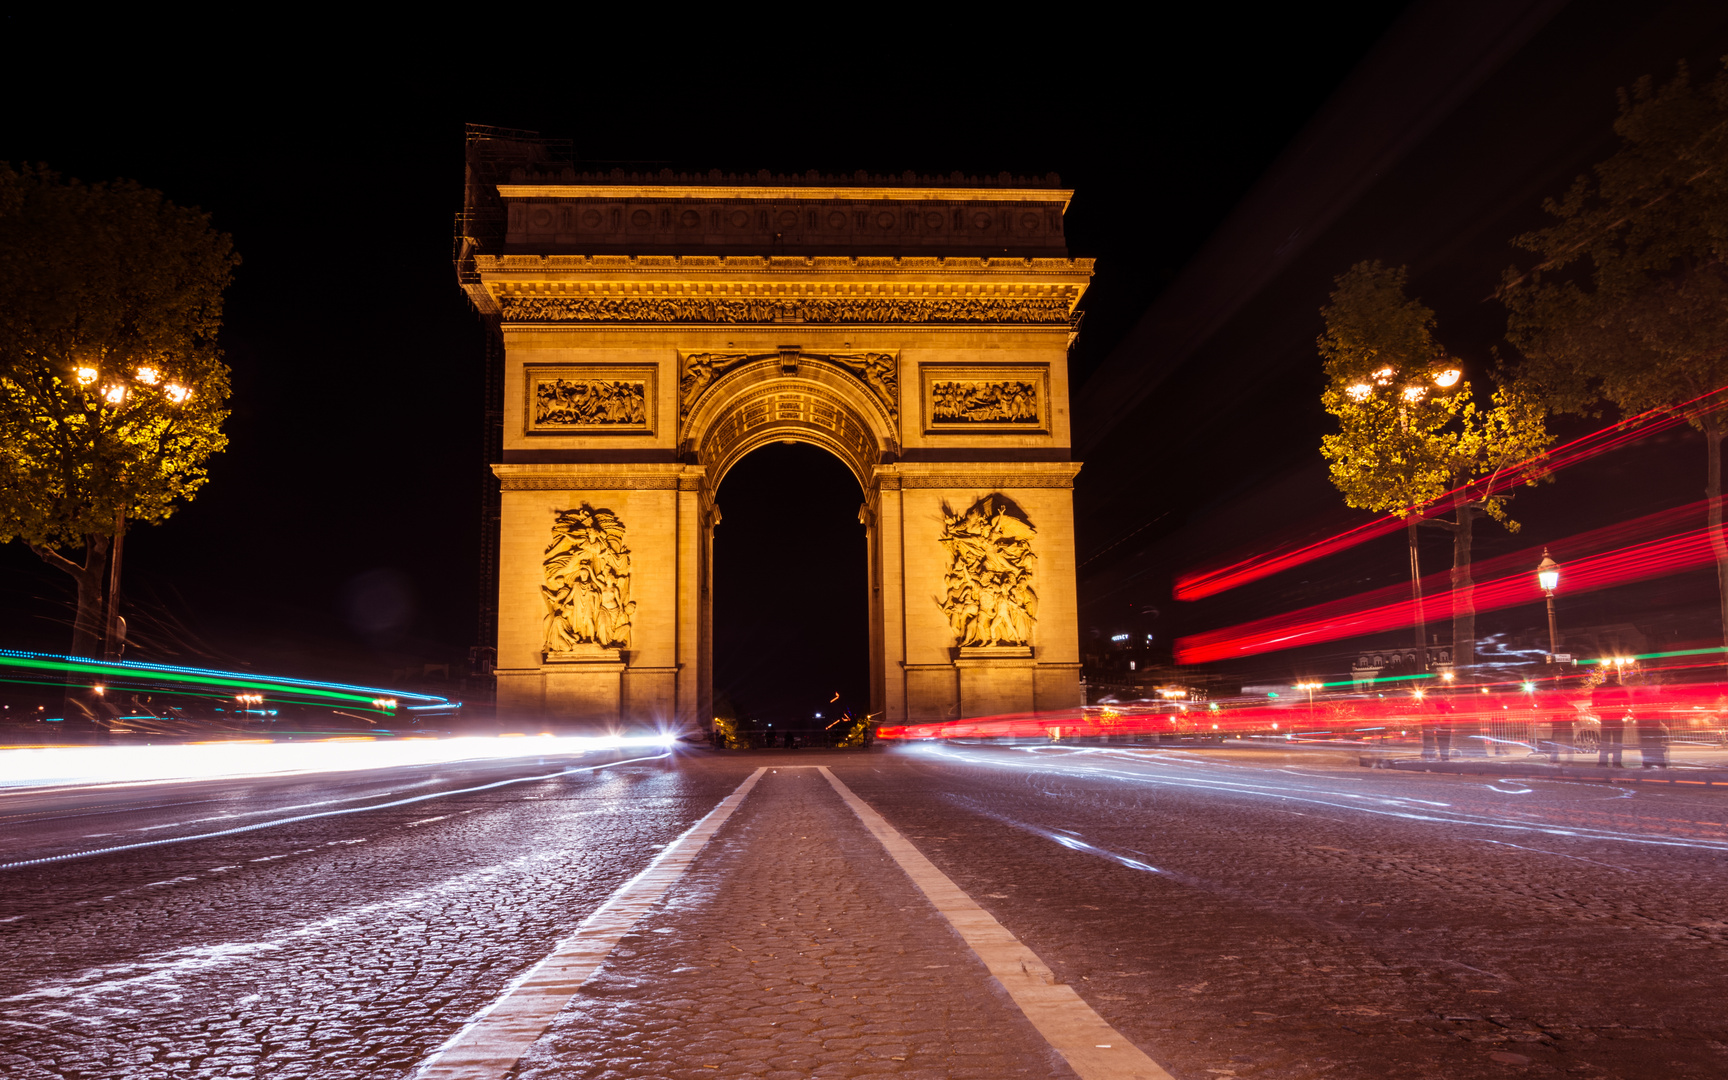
[3,743,1727,1079]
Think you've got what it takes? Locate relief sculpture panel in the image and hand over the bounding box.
[526,366,655,435]
[936,494,1037,647]
[932,380,1039,423]
[543,504,636,653]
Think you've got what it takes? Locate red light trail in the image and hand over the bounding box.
[1174,499,1726,664]
[1172,387,1728,601]
[878,679,1728,743]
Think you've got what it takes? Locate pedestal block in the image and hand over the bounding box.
[956,646,1036,718]
[543,647,626,724]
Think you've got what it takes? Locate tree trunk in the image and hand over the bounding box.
[1708,423,1728,673]
[1451,498,1477,679]
[32,536,111,657]
[1407,517,1427,665]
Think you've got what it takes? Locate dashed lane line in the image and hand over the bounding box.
[818,766,1176,1080]
[412,767,768,1080]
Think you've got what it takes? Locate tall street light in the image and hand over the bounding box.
[1344,366,1462,671]
[92,365,196,662]
[1537,548,1560,663]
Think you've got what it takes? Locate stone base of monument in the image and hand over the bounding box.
[955,646,1035,718]
[542,646,627,724]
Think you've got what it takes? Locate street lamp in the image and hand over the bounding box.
[1343,366,1464,673]
[1537,549,1561,663]
[1294,681,1321,719]
[77,364,197,662]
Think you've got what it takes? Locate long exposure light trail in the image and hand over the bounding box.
[918,745,1728,854]
[0,749,675,871]
[0,733,679,790]
[1175,501,1727,664]
[0,649,457,714]
[1172,387,1728,601]
[879,678,1728,748]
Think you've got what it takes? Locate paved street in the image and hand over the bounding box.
[3,743,1728,1079]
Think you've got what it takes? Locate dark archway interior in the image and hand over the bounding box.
[713,442,869,732]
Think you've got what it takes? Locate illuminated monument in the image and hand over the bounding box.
[456,134,1092,727]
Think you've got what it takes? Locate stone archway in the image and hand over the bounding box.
[680,350,900,728]
[471,172,1092,728]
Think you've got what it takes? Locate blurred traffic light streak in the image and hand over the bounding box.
[1173,387,1728,601]
[0,649,458,716]
[879,677,1728,744]
[1175,500,1726,664]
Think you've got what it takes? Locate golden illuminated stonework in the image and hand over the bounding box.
[463,159,1091,724]
[542,504,635,653]
[938,495,1038,647]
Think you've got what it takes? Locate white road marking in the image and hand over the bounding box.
[818,766,1175,1080]
[412,767,767,1080]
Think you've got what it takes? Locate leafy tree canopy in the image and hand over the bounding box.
[1320,261,1548,525]
[0,164,238,551]
[1504,58,1728,425]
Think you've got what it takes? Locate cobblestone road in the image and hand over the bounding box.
[0,750,750,1080]
[836,744,1728,1079]
[513,766,1073,1080]
[5,742,1728,1080]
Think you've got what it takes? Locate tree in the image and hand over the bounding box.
[1320,261,1550,675]
[1503,59,1728,664]
[0,164,237,658]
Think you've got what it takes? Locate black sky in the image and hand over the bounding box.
[4,4,1723,709]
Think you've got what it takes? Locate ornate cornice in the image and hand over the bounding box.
[899,475,1076,489]
[498,184,1074,208]
[500,295,1075,327]
[499,476,679,491]
[477,253,1093,276]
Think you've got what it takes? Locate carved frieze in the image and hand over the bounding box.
[535,379,645,426]
[543,504,636,653]
[501,295,1073,326]
[525,366,656,435]
[679,350,897,422]
[921,365,1049,434]
[931,381,1039,423]
[936,494,1037,648]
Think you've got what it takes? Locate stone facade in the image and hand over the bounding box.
[469,176,1091,727]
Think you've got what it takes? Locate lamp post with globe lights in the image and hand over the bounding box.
[1340,366,1464,672]
[82,365,198,662]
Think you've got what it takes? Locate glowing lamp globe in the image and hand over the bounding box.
[1537,550,1559,593]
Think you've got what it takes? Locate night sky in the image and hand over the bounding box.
[4,3,1726,719]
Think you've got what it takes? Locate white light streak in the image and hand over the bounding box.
[0,734,678,791]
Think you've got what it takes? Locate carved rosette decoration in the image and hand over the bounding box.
[534,379,647,427]
[936,494,1037,647]
[543,504,637,653]
[680,350,897,421]
[502,295,1072,326]
[931,381,1040,423]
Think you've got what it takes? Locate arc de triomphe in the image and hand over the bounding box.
[457,165,1092,728]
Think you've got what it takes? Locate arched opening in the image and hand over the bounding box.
[712,442,868,744]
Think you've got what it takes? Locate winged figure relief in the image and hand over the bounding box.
[936,494,1037,647]
[543,504,636,652]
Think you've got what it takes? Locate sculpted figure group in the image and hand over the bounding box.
[534,379,646,426]
[543,504,636,652]
[932,380,1039,423]
[937,494,1038,647]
